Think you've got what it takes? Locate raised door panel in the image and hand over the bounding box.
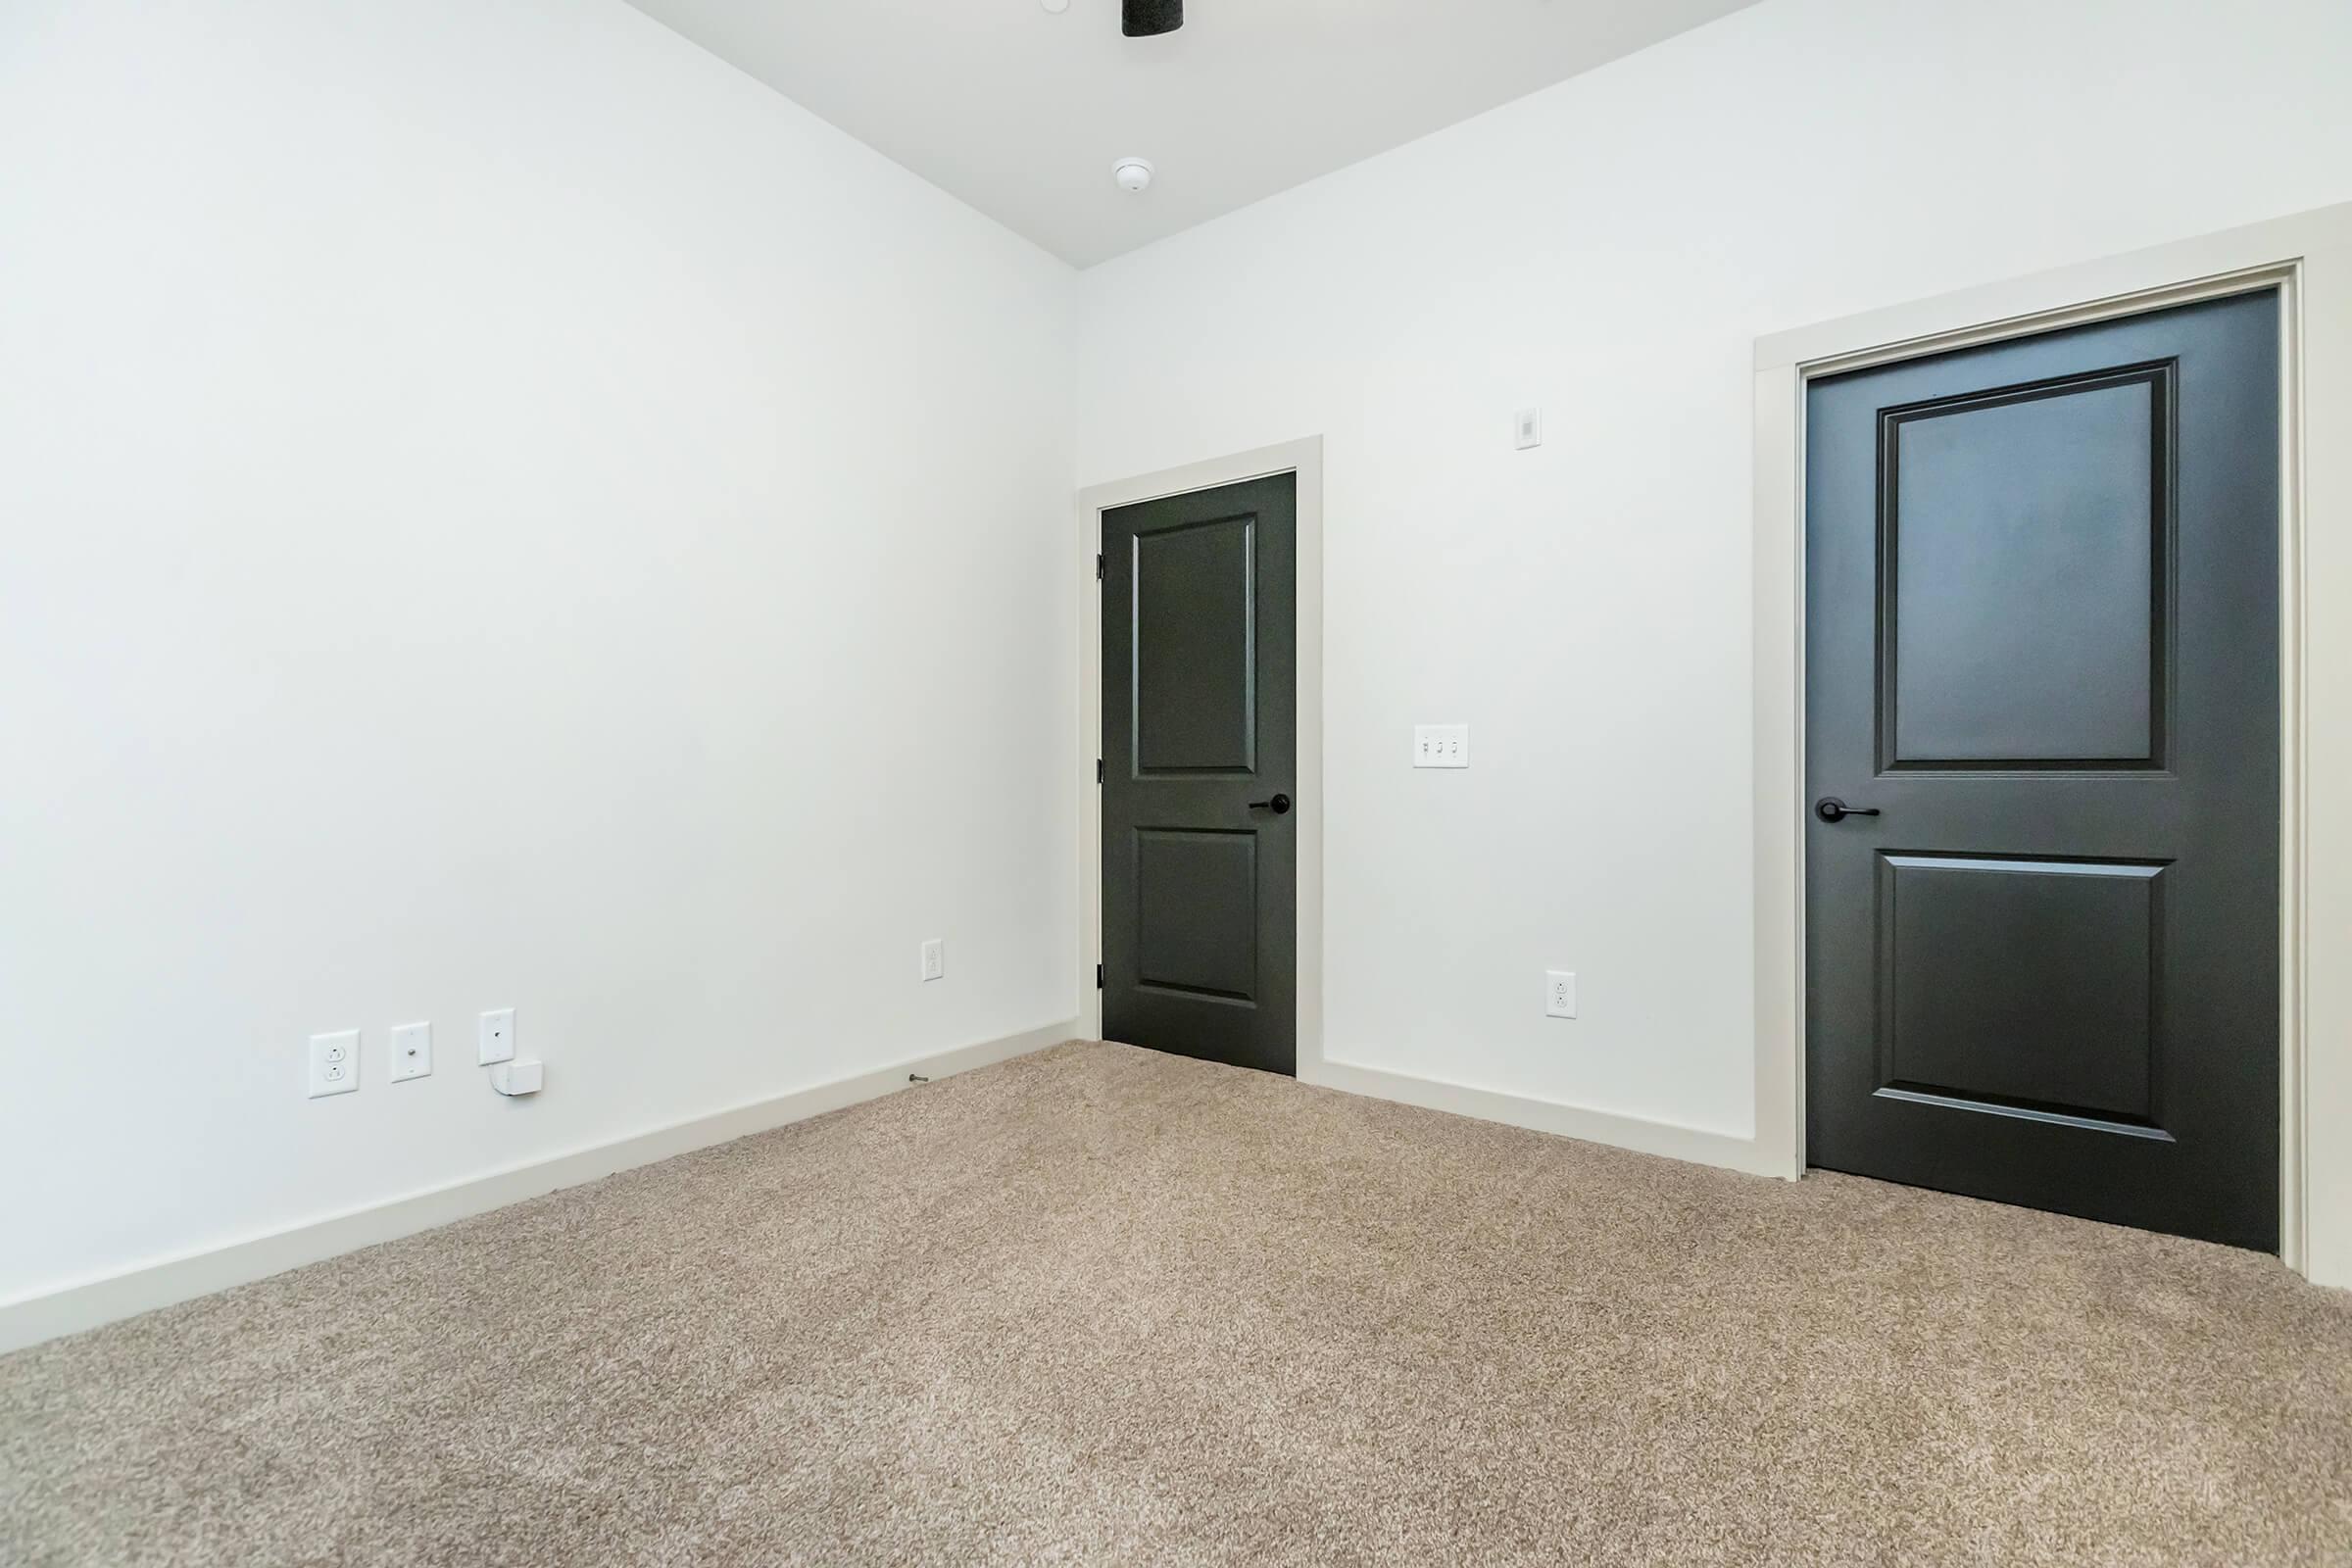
[1884,368,2168,770]
[1135,829,1258,1004]
[1132,514,1254,775]
[1879,854,2164,1129]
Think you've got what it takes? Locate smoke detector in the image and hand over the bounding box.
[1112,157,1154,194]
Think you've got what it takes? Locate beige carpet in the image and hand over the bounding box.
[4,1042,2349,1566]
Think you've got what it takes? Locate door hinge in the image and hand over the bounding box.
[1096,758,1104,784]
[1096,553,1104,581]
[1096,963,1103,989]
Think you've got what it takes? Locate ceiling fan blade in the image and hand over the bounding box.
[1122,0,1182,38]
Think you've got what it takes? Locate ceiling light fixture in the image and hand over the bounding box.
[1039,0,1068,12]
[1122,0,1182,37]
[1112,158,1154,193]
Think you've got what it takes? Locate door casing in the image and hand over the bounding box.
[1075,437,1325,1079]
[1755,203,2352,1285]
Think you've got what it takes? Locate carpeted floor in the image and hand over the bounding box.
[4,1042,2350,1566]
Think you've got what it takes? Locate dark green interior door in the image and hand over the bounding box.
[1804,290,2279,1250]
[1102,473,1297,1076]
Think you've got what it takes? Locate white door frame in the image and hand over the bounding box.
[1073,437,1326,1077]
[1752,202,2352,1286]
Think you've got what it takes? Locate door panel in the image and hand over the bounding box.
[1880,855,2161,1122]
[1135,830,1258,1001]
[1135,515,1256,773]
[1103,473,1297,1075]
[1806,290,2278,1250]
[1886,371,2163,766]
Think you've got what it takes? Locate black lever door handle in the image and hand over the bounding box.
[1814,797,1880,824]
[1248,793,1292,815]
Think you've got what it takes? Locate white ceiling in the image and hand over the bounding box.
[623,0,1760,268]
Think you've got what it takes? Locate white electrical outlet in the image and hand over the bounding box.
[389,1020,432,1082]
[1545,970,1578,1020]
[920,939,945,982]
[1413,724,1470,768]
[308,1029,360,1098]
[478,1007,515,1065]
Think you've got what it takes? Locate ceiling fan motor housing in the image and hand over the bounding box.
[1123,0,1182,37]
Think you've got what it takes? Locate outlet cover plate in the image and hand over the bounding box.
[308,1029,360,1098]
[1545,970,1578,1020]
[390,1020,432,1082]
[478,1007,515,1066]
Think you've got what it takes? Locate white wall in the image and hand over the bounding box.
[11,0,2350,1318]
[0,0,1076,1304]
[1076,0,2352,1140]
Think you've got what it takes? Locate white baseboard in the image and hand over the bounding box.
[1305,1057,1787,1179]
[0,1020,1075,1356]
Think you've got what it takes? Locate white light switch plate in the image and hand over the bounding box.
[1514,408,1543,450]
[308,1029,360,1098]
[1413,724,1470,768]
[389,1020,432,1082]
[478,1007,515,1065]
[1546,970,1578,1019]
